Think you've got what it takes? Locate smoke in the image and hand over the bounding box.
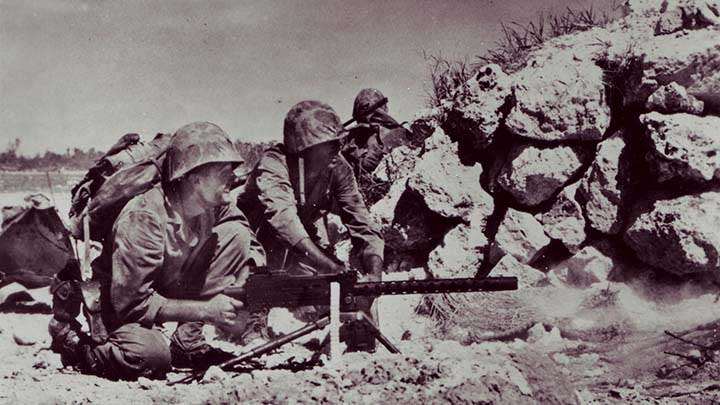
[531,274,720,340]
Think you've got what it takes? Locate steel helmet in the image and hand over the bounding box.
[283,100,346,155]
[352,88,388,123]
[163,121,243,183]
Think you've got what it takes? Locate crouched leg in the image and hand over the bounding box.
[87,324,171,380]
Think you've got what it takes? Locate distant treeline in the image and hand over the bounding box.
[0,137,274,171]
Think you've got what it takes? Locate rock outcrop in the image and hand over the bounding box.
[367,0,720,296]
[505,60,611,142]
[497,144,588,207]
[536,182,586,253]
[580,132,629,235]
[442,64,512,153]
[624,192,720,275]
[641,112,720,183]
[488,208,551,266]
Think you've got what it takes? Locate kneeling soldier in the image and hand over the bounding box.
[49,122,266,379]
[237,100,385,351]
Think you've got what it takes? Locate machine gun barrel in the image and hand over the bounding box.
[351,276,518,297]
[223,271,518,312]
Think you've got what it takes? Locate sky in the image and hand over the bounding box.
[1,0,609,155]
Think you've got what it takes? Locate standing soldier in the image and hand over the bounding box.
[341,88,413,176]
[49,122,266,379]
[237,100,385,351]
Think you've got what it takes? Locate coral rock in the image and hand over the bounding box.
[580,132,629,234]
[427,209,490,278]
[505,60,611,142]
[498,143,588,207]
[442,64,512,153]
[489,208,551,266]
[537,182,586,253]
[624,191,720,275]
[407,141,492,221]
[641,112,720,182]
[645,81,705,114]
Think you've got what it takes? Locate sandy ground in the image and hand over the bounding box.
[3,192,720,404]
[2,284,720,404]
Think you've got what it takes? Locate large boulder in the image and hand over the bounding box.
[618,27,720,111]
[641,112,720,183]
[406,141,492,222]
[548,246,615,288]
[489,254,547,289]
[426,209,491,278]
[372,137,493,271]
[504,59,611,142]
[442,64,512,153]
[654,0,720,35]
[580,132,629,234]
[498,143,589,207]
[369,130,452,227]
[536,182,586,253]
[645,81,705,114]
[372,145,418,183]
[488,208,551,266]
[624,191,720,275]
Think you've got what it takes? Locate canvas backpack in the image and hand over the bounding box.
[68,132,172,242]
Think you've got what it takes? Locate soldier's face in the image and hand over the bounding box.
[302,141,341,170]
[187,162,237,208]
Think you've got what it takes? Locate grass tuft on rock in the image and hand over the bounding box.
[425,1,624,107]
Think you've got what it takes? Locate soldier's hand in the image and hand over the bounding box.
[205,294,244,327]
[363,254,384,278]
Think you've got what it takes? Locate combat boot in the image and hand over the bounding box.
[48,318,99,373]
[169,342,235,370]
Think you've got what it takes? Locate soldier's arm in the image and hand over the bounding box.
[254,152,343,272]
[330,157,385,273]
[110,211,239,326]
[354,126,413,174]
[110,211,168,327]
[357,131,386,174]
[253,153,310,247]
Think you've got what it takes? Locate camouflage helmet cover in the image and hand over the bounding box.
[283,100,345,154]
[164,121,243,182]
[352,88,388,123]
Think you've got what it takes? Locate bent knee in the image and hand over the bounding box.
[109,324,171,377]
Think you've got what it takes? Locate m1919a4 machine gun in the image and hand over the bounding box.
[169,268,517,385]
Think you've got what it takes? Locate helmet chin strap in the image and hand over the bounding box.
[297,156,306,208]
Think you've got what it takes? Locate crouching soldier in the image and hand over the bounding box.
[341,88,413,176]
[237,100,385,351]
[48,122,266,379]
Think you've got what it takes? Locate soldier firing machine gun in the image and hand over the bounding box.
[169,268,518,385]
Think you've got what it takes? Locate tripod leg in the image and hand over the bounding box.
[167,316,331,386]
[341,312,400,354]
